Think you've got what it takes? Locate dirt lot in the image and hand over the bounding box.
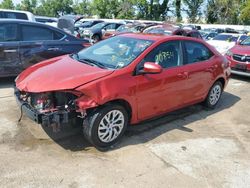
[0,76,249,188]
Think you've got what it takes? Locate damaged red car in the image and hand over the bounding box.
[15,34,231,149]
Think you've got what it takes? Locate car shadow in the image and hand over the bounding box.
[44,91,240,152]
[230,74,250,82]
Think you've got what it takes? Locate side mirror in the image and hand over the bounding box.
[139,62,163,74]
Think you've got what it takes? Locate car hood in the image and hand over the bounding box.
[207,40,235,54]
[230,45,250,55]
[16,55,114,93]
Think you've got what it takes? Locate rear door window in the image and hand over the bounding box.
[21,25,54,41]
[54,31,65,40]
[184,41,214,64]
[0,24,18,42]
[104,24,117,30]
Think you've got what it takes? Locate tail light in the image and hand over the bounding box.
[76,33,81,38]
[82,43,92,48]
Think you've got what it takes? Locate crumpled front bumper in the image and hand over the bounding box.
[14,87,71,127]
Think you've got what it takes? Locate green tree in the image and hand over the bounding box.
[73,0,92,16]
[0,0,14,9]
[117,0,135,19]
[135,0,150,19]
[205,0,244,24]
[91,0,120,18]
[175,0,182,22]
[18,0,37,13]
[35,0,74,17]
[206,0,218,23]
[183,0,204,23]
[152,0,170,20]
[240,0,250,24]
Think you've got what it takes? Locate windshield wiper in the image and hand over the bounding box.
[70,54,107,69]
[79,58,107,69]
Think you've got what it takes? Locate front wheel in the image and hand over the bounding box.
[204,81,223,109]
[92,34,100,43]
[83,104,128,149]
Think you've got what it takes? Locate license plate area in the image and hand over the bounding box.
[235,63,247,71]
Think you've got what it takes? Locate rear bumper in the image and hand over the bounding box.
[14,87,71,126]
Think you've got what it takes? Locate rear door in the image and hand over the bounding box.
[0,23,20,77]
[181,40,216,105]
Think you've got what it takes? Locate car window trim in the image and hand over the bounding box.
[53,30,66,41]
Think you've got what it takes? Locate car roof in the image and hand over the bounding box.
[120,33,201,42]
[0,9,32,14]
[219,33,242,36]
[0,19,69,34]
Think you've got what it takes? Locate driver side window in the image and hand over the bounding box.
[142,41,182,69]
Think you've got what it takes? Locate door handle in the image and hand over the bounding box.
[47,47,59,51]
[4,49,17,53]
[177,72,189,79]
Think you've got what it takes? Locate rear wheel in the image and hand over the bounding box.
[92,34,100,43]
[83,104,128,149]
[204,81,223,109]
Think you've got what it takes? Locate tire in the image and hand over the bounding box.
[92,34,100,43]
[83,104,128,149]
[204,81,223,109]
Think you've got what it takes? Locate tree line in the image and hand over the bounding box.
[0,0,250,25]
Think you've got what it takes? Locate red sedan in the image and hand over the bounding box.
[15,34,231,149]
[225,37,250,77]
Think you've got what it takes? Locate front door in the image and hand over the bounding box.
[0,23,20,76]
[135,40,189,121]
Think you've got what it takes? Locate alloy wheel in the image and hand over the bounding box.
[209,85,222,105]
[98,110,125,143]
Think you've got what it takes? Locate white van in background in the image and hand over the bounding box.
[0,9,35,22]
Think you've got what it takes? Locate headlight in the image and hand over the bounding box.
[226,50,233,57]
[84,30,91,34]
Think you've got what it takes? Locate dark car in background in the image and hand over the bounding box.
[74,19,104,31]
[225,36,250,77]
[102,22,160,40]
[0,19,88,77]
[81,22,124,43]
[143,24,203,39]
[35,16,58,24]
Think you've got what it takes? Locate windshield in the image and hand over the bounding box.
[76,21,93,27]
[91,22,106,29]
[240,37,250,46]
[117,25,132,32]
[213,34,237,41]
[73,36,153,69]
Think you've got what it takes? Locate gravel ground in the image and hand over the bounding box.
[0,75,249,188]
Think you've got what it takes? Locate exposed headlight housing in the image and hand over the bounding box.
[226,50,233,57]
